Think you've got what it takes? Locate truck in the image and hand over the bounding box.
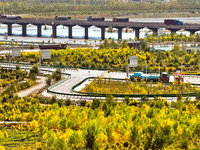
[164,19,183,25]
[39,44,67,50]
[130,72,169,82]
[55,16,71,20]
[113,18,129,22]
[7,16,22,20]
[87,16,105,21]
[0,15,6,19]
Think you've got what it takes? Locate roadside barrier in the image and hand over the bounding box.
[0,62,199,100]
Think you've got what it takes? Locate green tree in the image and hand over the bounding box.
[52,68,62,81]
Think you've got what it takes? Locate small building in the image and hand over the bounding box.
[150,46,173,52]
[186,46,200,53]
[127,41,141,48]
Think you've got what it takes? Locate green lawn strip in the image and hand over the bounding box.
[0,128,43,148]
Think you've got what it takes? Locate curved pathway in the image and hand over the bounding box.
[17,76,47,97]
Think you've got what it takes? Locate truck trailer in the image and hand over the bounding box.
[7,16,22,20]
[113,18,129,22]
[39,44,67,50]
[55,16,71,20]
[164,19,183,25]
[130,72,169,82]
[87,16,105,21]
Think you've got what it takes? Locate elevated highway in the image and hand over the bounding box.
[1,18,200,40]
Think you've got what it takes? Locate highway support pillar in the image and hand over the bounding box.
[37,25,42,37]
[68,26,73,38]
[118,27,123,40]
[101,27,105,40]
[132,28,140,40]
[22,24,27,36]
[170,29,178,35]
[53,25,57,38]
[189,30,196,35]
[149,28,158,35]
[7,24,12,36]
[84,26,89,39]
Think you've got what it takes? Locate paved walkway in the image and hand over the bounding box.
[17,76,47,97]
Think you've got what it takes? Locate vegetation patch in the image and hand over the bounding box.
[0,95,200,149]
[81,77,199,95]
[1,39,199,73]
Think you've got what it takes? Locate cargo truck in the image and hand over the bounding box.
[164,19,183,25]
[55,16,71,20]
[39,44,67,50]
[130,72,169,82]
[7,16,22,20]
[87,16,105,21]
[0,15,6,19]
[113,18,129,22]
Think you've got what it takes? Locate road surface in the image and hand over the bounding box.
[17,76,47,97]
[0,63,199,101]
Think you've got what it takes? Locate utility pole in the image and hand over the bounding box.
[22,40,23,53]
[126,56,129,78]
[181,63,183,82]
[51,22,54,43]
[146,63,147,81]
[9,48,11,68]
[39,50,41,74]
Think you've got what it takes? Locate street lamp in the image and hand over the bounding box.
[51,22,54,43]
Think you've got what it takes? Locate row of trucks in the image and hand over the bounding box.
[87,16,129,22]
[0,15,129,22]
[0,14,183,25]
[130,72,169,82]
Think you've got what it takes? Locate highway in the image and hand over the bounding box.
[0,62,200,101]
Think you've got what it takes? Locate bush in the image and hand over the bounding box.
[50,96,57,104]
[79,100,86,107]
[65,98,72,106]
[52,68,62,81]
[45,75,52,86]
[91,98,101,110]
[30,64,39,75]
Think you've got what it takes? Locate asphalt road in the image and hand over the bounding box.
[0,63,200,101]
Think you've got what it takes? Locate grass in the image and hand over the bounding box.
[19,11,200,19]
[81,78,198,95]
[0,125,43,149]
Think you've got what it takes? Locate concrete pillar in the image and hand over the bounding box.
[150,28,158,35]
[53,25,57,38]
[7,24,12,36]
[189,30,196,35]
[101,27,105,40]
[68,26,73,38]
[118,27,123,40]
[170,29,178,34]
[37,25,42,37]
[85,26,89,39]
[133,28,140,40]
[22,24,27,36]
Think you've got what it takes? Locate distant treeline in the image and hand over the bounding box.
[0,0,200,18]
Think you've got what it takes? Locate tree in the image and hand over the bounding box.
[91,98,101,110]
[45,75,52,86]
[52,68,62,81]
[30,64,39,75]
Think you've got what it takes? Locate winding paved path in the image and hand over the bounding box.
[17,76,47,97]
